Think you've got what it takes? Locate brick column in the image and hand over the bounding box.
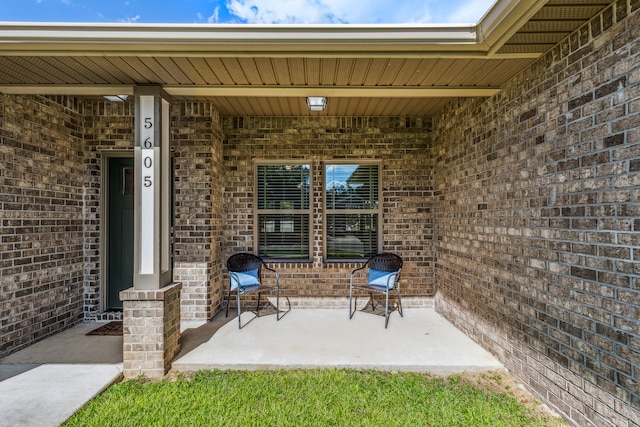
[120,283,182,379]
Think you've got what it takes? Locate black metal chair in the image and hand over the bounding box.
[225,252,290,328]
[349,252,403,328]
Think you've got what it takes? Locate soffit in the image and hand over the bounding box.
[0,0,615,117]
[496,0,614,54]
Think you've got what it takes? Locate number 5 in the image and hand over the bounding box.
[144,176,152,187]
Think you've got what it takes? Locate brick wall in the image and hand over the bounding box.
[433,3,640,426]
[120,282,182,379]
[173,102,224,320]
[1,6,637,424]
[0,94,85,358]
[222,116,434,302]
[1,97,224,357]
[85,100,225,322]
[83,100,136,320]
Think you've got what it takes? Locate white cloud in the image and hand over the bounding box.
[207,6,220,23]
[224,0,438,24]
[443,0,496,23]
[225,0,334,24]
[119,14,141,23]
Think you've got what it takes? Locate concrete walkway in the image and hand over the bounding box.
[0,364,123,427]
[0,322,124,427]
[0,308,502,426]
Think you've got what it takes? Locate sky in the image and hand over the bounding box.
[0,0,496,25]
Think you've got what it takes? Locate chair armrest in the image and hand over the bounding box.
[261,262,279,287]
[262,263,277,274]
[350,263,368,276]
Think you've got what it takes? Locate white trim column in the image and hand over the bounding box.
[120,86,180,379]
[133,86,172,289]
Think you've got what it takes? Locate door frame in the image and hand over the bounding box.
[100,150,134,313]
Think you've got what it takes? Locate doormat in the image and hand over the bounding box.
[87,321,123,336]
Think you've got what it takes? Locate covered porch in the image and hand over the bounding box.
[1,1,639,426]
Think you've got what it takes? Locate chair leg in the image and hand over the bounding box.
[237,290,242,329]
[225,287,231,317]
[384,290,390,328]
[349,285,354,319]
[277,296,291,321]
[396,289,403,318]
[256,292,262,317]
[276,290,291,321]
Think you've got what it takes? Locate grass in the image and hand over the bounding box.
[63,369,565,427]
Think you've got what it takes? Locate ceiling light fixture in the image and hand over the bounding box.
[306,96,327,111]
[103,95,129,102]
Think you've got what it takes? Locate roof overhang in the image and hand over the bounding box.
[0,0,615,116]
[0,0,552,58]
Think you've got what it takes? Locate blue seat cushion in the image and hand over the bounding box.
[368,268,397,289]
[230,268,260,291]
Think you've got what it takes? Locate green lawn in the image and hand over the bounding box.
[63,369,565,427]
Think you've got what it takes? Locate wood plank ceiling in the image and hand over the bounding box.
[0,0,615,116]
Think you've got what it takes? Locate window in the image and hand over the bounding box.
[255,162,311,260]
[325,162,381,260]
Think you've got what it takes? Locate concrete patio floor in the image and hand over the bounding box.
[0,307,503,427]
[172,307,503,373]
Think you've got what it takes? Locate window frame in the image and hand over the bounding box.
[323,160,382,262]
[253,160,313,262]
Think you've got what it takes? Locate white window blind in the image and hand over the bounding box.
[256,163,311,260]
[325,163,380,260]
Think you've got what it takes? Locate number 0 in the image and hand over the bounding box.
[144,157,152,168]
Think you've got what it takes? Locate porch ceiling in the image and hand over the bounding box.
[0,0,614,116]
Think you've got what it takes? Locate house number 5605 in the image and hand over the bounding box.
[143,117,153,188]
[138,95,157,275]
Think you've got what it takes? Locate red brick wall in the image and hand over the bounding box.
[433,3,640,426]
[222,116,435,302]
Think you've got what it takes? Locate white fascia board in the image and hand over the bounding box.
[0,22,478,54]
[0,22,478,42]
[476,0,546,53]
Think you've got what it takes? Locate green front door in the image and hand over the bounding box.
[108,157,134,310]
